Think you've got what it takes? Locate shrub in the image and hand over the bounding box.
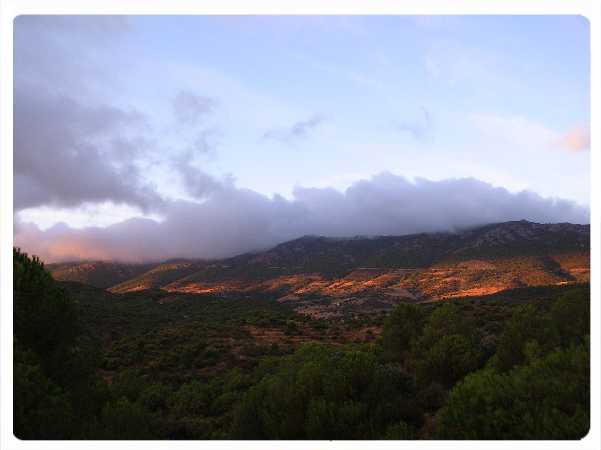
[415,334,481,388]
[13,248,78,367]
[494,304,559,372]
[98,397,156,439]
[231,344,384,439]
[170,380,211,417]
[139,383,171,412]
[13,343,75,439]
[382,420,415,439]
[380,303,424,363]
[548,288,589,347]
[435,343,589,439]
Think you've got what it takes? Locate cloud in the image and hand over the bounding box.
[182,128,221,159]
[167,128,231,199]
[13,86,162,212]
[262,115,324,144]
[172,91,217,125]
[14,16,130,95]
[171,155,231,200]
[14,15,165,213]
[15,172,589,263]
[555,125,590,152]
[395,107,433,141]
[16,15,130,37]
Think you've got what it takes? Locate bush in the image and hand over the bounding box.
[493,304,559,372]
[416,303,472,350]
[549,288,589,347]
[436,343,589,439]
[382,420,415,439]
[415,334,481,388]
[13,248,78,369]
[97,397,157,439]
[232,343,387,439]
[170,380,211,417]
[112,369,145,403]
[13,343,75,439]
[139,383,171,412]
[380,303,424,362]
[13,248,107,439]
[408,303,483,387]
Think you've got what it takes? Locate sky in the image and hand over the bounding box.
[13,15,591,262]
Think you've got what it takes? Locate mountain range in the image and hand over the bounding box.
[48,220,590,318]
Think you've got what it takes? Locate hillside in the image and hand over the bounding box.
[17,246,591,440]
[47,260,155,289]
[109,260,205,293]
[47,221,590,315]
[58,277,589,439]
[153,221,590,316]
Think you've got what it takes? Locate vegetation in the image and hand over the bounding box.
[14,248,590,439]
[47,260,153,289]
[14,249,108,439]
[436,343,589,439]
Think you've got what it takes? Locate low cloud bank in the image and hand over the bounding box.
[15,173,589,263]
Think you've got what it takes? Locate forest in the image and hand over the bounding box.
[14,248,590,440]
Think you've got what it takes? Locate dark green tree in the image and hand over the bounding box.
[493,304,560,372]
[380,303,424,363]
[13,248,109,439]
[96,397,157,439]
[435,343,589,439]
[13,342,75,439]
[548,287,590,347]
[232,343,398,439]
[410,303,483,387]
[415,334,481,388]
[14,248,78,365]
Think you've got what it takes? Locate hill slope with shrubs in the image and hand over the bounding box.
[15,247,590,439]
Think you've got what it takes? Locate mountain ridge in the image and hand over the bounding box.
[46,220,590,315]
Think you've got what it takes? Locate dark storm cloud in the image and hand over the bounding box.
[15,173,589,263]
[262,115,325,144]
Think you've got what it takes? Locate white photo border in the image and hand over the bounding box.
[1,1,599,450]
